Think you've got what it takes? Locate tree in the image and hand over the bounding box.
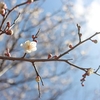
[0,0,100,100]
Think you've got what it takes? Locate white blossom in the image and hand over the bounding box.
[20,40,37,53]
[86,68,94,76]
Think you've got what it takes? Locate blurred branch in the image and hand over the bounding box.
[0,1,28,30]
[10,13,20,29]
[0,65,12,77]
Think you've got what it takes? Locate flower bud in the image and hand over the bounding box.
[69,44,73,49]
[4,48,11,57]
[77,24,81,29]
[86,68,94,76]
[35,76,40,82]
[0,2,7,16]
[5,52,11,57]
[6,30,13,35]
[53,55,58,59]
[27,0,34,3]
[81,83,84,87]
[91,39,98,44]
[7,22,11,27]
[48,54,52,59]
[0,2,7,9]
[79,33,82,37]
[0,9,5,15]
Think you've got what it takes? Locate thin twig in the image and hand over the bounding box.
[65,60,87,71]
[40,76,44,86]
[77,24,81,42]
[94,72,100,76]
[35,28,40,37]
[0,65,12,77]
[38,82,41,98]
[32,62,39,76]
[57,32,100,58]
[21,53,27,58]
[94,65,100,73]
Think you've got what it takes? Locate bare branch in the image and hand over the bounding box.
[58,32,100,58]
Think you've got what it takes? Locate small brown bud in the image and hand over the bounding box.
[82,73,86,78]
[91,39,98,44]
[79,33,82,37]
[7,22,11,27]
[77,24,81,29]
[53,55,58,59]
[48,54,52,59]
[81,83,84,87]
[69,44,73,49]
[4,48,11,57]
[5,52,11,57]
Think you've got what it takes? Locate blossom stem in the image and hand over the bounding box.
[22,53,27,58]
[32,62,39,76]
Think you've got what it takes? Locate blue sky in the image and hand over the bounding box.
[1,0,100,100]
[42,0,62,12]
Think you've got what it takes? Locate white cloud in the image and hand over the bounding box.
[73,0,100,40]
[73,0,85,17]
[85,1,100,40]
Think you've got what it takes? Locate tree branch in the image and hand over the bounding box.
[58,32,100,58]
